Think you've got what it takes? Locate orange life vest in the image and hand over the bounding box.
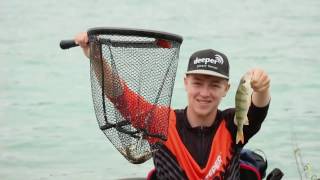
[164,112,233,180]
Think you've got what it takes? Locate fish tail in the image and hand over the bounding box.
[236,130,244,144]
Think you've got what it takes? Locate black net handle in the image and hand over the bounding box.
[60,27,183,49]
[60,40,78,49]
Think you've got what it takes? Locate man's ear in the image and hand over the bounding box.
[223,83,230,97]
[184,76,188,91]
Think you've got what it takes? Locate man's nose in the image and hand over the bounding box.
[199,85,210,97]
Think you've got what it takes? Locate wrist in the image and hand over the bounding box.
[252,90,270,107]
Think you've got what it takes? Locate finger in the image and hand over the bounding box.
[254,79,269,90]
[252,77,270,92]
[79,33,88,47]
[244,70,254,84]
[74,32,88,47]
[251,72,260,88]
[252,69,268,85]
[74,33,82,44]
[255,72,268,84]
[83,33,89,45]
[251,71,268,86]
[254,83,270,92]
[251,69,260,84]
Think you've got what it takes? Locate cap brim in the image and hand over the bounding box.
[186,70,229,80]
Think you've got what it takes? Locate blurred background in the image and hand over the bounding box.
[1,0,319,179]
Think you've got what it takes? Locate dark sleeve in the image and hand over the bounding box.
[243,101,270,143]
[224,101,270,146]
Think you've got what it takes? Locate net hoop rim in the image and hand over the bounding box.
[87,27,183,43]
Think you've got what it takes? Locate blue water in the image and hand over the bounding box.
[1,0,320,179]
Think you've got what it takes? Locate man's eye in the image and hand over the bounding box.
[211,84,220,88]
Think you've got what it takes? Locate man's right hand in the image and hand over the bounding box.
[74,32,90,59]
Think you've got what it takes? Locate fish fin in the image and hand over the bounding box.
[236,130,244,144]
[244,116,249,125]
[234,115,238,126]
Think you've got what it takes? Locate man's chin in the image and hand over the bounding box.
[195,109,211,117]
[195,105,217,116]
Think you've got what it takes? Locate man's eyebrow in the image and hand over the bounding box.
[210,79,222,83]
[191,75,225,83]
[192,77,205,81]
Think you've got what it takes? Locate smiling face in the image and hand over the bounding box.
[184,74,230,126]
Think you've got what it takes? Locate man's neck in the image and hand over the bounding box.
[186,108,217,128]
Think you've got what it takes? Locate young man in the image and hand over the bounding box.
[75,32,271,179]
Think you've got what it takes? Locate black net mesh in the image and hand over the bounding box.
[88,30,182,164]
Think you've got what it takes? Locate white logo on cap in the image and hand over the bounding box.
[193,54,224,65]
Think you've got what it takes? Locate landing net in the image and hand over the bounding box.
[88,28,182,164]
